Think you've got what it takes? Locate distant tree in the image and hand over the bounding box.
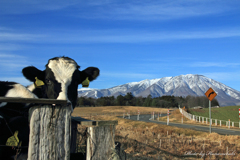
[124,92,134,106]
[158,100,169,108]
[77,97,85,107]
[143,95,152,107]
[211,98,220,107]
[116,95,125,106]
[151,98,158,107]
[136,97,144,106]
[131,97,137,106]
[76,94,220,108]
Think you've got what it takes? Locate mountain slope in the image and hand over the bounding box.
[78,74,240,106]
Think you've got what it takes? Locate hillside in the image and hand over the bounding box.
[189,106,240,122]
[78,74,240,106]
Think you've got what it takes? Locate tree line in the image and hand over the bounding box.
[76,92,219,108]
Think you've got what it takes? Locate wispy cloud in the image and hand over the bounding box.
[0,53,30,71]
[0,0,80,15]
[62,0,240,20]
[0,77,31,86]
[0,32,47,42]
[190,62,240,68]
[1,0,239,20]
[3,28,239,44]
[102,72,157,79]
[62,28,240,43]
[90,0,238,20]
[0,44,25,51]
[201,71,240,82]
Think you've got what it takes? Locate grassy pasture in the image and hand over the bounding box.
[189,106,240,122]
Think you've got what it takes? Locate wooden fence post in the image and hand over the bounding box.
[28,104,71,160]
[86,125,116,160]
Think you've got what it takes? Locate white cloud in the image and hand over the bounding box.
[0,44,25,51]
[0,32,47,42]
[27,28,240,44]
[1,25,240,44]
[102,72,157,79]
[0,53,30,71]
[201,72,240,82]
[190,62,240,68]
[1,0,239,21]
[71,0,240,20]
[0,53,25,58]
[0,0,81,15]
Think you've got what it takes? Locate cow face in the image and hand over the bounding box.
[22,57,99,110]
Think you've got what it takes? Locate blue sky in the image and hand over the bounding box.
[0,0,240,91]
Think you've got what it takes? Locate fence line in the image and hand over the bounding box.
[179,107,240,128]
[77,110,240,128]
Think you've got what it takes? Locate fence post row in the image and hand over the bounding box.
[0,97,120,160]
[179,107,239,129]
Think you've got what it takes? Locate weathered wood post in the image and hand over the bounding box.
[87,124,116,160]
[72,117,119,160]
[28,100,70,160]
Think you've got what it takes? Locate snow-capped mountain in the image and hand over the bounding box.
[78,74,240,106]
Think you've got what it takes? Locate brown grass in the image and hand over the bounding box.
[72,106,171,117]
[73,106,240,160]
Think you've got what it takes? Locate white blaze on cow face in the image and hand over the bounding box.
[47,58,78,104]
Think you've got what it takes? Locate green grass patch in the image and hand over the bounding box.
[189,106,240,123]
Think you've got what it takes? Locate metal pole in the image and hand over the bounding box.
[182,112,183,124]
[137,109,139,121]
[209,100,211,133]
[167,109,169,125]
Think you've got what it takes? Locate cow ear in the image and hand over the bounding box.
[83,67,100,81]
[22,66,45,82]
[80,67,100,82]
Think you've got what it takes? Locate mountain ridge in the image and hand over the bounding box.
[78,74,240,106]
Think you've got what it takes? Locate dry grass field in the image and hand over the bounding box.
[72,106,171,117]
[73,106,240,160]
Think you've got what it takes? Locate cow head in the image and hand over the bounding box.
[22,57,99,110]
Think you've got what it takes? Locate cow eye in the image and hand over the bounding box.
[46,79,52,85]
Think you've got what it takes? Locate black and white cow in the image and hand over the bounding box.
[23,56,99,110]
[0,56,100,160]
[0,82,37,160]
